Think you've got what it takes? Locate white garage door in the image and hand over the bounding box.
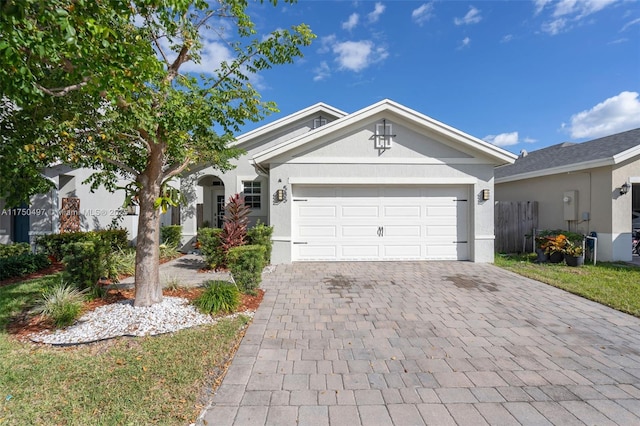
[292,185,469,261]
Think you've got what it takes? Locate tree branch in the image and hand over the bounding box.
[119,132,151,152]
[35,76,90,97]
[103,157,139,177]
[163,156,191,180]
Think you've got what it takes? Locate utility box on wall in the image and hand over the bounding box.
[563,190,578,221]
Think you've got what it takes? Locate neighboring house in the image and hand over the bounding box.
[494,128,640,262]
[181,99,516,264]
[0,164,176,246]
[2,99,517,264]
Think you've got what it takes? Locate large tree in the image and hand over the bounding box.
[0,0,314,306]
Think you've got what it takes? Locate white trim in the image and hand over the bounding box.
[283,157,491,165]
[288,177,477,185]
[495,158,615,184]
[253,99,517,166]
[630,176,640,183]
[231,103,347,148]
[237,175,267,216]
[613,145,640,164]
[474,235,495,240]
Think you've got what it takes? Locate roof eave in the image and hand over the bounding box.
[230,103,348,148]
[495,158,615,184]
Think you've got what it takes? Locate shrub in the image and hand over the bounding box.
[194,280,240,315]
[62,240,110,297]
[160,225,182,248]
[247,221,273,265]
[31,282,87,327]
[198,228,224,269]
[159,243,181,261]
[0,253,50,281]
[111,248,136,278]
[0,242,31,258]
[36,229,129,261]
[227,244,266,294]
[220,194,250,261]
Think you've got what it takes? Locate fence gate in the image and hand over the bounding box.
[494,201,538,253]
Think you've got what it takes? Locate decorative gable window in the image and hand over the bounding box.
[313,116,328,129]
[375,120,394,149]
[243,181,261,209]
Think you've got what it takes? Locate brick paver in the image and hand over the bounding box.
[196,262,640,425]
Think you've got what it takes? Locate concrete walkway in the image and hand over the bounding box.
[197,261,640,426]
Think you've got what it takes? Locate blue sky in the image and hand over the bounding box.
[196,0,640,155]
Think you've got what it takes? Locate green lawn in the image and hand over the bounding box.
[495,253,640,318]
[0,273,250,425]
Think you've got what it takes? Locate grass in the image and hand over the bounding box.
[495,253,640,317]
[0,273,251,425]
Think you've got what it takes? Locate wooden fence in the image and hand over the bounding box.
[494,201,538,253]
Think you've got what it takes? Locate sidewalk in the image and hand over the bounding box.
[117,254,231,288]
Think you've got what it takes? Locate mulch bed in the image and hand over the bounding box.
[5,265,265,342]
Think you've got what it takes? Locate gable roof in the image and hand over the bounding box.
[231,102,347,148]
[495,128,640,183]
[252,98,517,165]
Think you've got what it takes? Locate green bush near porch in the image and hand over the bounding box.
[227,244,266,294]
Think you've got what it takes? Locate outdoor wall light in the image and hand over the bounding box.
[481,189,490,201]
[275,187,287,203]
[620,182,631,195]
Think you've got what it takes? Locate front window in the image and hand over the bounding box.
[243,181,261,209]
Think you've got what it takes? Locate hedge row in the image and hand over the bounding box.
[0,253,50,281]
[36,229,129,261]
[0,242,31,258]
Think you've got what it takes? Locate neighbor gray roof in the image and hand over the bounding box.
[495,127,640,182]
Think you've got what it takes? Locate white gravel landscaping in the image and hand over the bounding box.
[30,296,254,345]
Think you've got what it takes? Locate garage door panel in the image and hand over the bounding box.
[342,205,379,218]
[384,205,421,218]
[296,244,337,259]
[383,244,421,257]
[298,205,336,218]
[426,228,459,240]
[299,225,336,238]
[384,225,421,237]
[341,245,379,258]
[342,225,379,237]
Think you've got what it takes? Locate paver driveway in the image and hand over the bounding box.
[197,262,640,425]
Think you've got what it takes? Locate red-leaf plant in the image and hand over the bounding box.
[220,193,250,263]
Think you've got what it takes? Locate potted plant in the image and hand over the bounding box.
[540,234,567,263]
[534,236,550,263]
[563,241,584,267]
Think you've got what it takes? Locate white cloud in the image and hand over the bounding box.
[342,13,359,31]
[333,40,388,72]
[501,34,514,43]
[454,6,482,25]
[621,17,640,32]
[538,0,620,35]
[458,37,471,49]
[534,0,552,15]
[483,131,520,147]
[541,18,567,35]
[313,61,331,82]
[566,91,640,139]
[368,2,385,23]
[411,3,435,26]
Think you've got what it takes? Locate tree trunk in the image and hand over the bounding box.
[133,144,165,307]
